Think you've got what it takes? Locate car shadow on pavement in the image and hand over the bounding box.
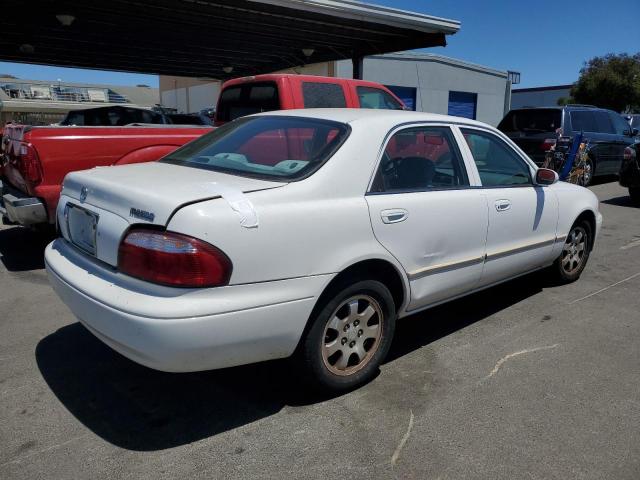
[601,195,638,208]
[386,272,544,363]
[0,226,54,271]
[36,272,545,452]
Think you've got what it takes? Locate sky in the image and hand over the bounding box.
[0,0,638,89]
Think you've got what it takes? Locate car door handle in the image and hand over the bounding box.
[381,209,408,224]
[495,200,511,212]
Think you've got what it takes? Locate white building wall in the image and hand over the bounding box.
[188,83,221,111]
[337,55,510,126]
[274,63,331,76]
[161,88,189,112]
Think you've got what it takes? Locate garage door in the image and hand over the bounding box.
[448,91,477,120]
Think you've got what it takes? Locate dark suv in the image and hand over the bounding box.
[498,105,637,185]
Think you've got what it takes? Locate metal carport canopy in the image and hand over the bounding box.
[1,0,460,79]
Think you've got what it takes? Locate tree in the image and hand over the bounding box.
[571,53,640,113]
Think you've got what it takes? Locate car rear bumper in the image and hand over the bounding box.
[0,179,48,226]
[45,239,330,372]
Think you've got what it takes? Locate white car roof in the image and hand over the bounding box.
[252,108,490,129]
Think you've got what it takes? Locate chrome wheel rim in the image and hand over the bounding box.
[562,227,587,274]
[583,160,592,185]
[321,295,383,376]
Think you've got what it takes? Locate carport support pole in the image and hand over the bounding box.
[352,56,364,80]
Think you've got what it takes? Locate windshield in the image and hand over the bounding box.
[498,109,562,133]
[161,116,350,180]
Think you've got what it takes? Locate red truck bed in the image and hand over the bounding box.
[0,124,211,227]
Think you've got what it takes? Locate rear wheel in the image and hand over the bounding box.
[629,187,640,205]
[550,220,592,283]
[297,279,396,392]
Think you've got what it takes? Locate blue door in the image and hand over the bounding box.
[448,91,477,120]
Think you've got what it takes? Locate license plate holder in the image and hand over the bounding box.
[65,203,99,256]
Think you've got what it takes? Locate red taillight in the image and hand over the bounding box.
[118,229,232,287]
[17,142,42,185]
[540,138,556,151]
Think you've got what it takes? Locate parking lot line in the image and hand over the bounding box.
[568,271,640,305]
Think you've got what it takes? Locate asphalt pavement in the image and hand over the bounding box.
[1,180,639,479]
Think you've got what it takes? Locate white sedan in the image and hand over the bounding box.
[45,109,602,391]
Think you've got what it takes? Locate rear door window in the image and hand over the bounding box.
[301,82,346,108]
[593,111,614,134]
[570,111,597,133]
[610,113,631,135]
[356,86,403,110]
[216,82,280,122]
[371,126,469,192]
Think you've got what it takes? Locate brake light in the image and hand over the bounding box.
[118,229,232,287]
[17,142,42,185]
[540,138,556,151]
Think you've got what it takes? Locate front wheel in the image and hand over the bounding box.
[296,279,396,392]
[549,220,592,283]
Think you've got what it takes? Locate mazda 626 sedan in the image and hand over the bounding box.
[45,109,602,391]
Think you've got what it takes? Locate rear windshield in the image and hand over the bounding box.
[498,109,561,133]
[216,82,280,122]
[161,116,350,180]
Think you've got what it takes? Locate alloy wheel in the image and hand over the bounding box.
[321,295,383,376]
[561,226,588,274]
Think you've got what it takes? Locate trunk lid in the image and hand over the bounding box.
[62,161,286,226]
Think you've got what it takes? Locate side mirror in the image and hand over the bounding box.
[535,168,558,186]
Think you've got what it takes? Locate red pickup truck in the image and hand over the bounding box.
[214,74,405,125]
[0,124,211,228]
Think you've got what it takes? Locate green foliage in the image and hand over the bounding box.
[556,96,573,106]
[571,53,640,113]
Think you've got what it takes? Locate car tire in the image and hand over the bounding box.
[629,187,640,205]
[549,219,592,283]
[296,279,396,392]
